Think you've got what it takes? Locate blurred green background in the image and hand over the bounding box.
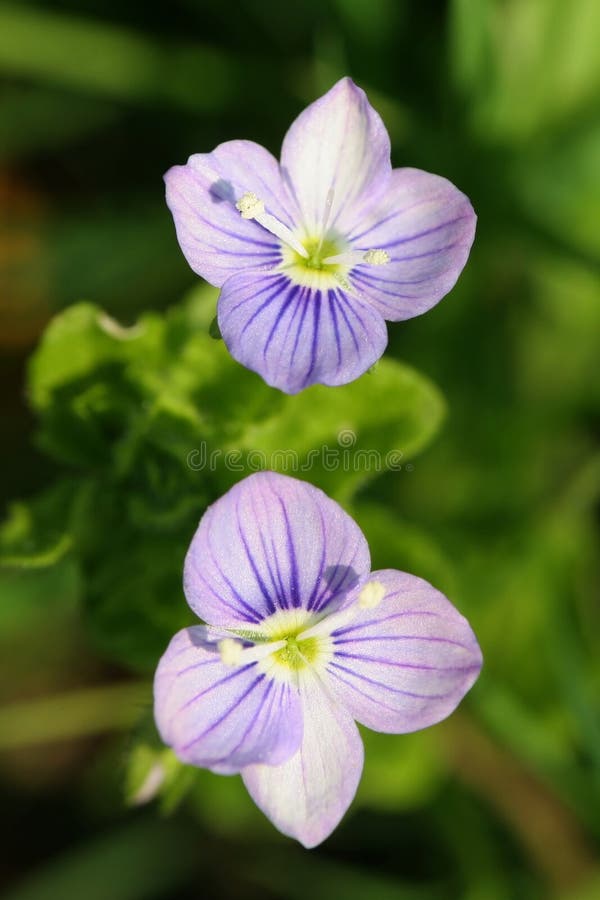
[1,0,599,897]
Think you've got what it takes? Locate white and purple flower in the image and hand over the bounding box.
[165,77,476,394]
[154,472,482,847]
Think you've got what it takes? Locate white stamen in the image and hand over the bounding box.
[322,248,390,266]
[235,191,309,258]
[358,580,387,609]
[297,580,389,642]
[218,636,287,668]
[218,638,244,666]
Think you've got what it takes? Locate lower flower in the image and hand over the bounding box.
[154,472,482,847]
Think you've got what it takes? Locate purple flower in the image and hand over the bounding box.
[154,472,482,847]
[165,77,476,394]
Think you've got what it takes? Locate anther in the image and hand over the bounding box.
[321,248,391,267]
[236,192,265,219]
[235,191,309,258]
[358,580,387,610]
[219,638,243,666]
[363,249,390,265]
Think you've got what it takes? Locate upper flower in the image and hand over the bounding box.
[165,77,476,394]
[154,472,482,847]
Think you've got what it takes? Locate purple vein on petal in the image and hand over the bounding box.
[213,679,276,765]
[177,664,254,714]
[203,516,263,622]
[263,284,301,358]
[333,634,476,652]
[229,275,287,316]
[352,271,432,301]
[334,651,480,674]
[306,504,328,611]
[235,498,277,614]
[336,289,371,341]
[253,482,289,610]
[170,182,278,249]
[155,653,219,680]
[302,290,322,387]
[331,608,441,637]
[327,291,343,366]
[311,521,363,613]
[277,494,301,607]
[257,525,287,609]
[327,665,411,715]
[377,216,471,251]
[238,281,289,334]
[329,661,456,701]
[331,288,360,354]
[274,283,307,375]
[346,207,402,244]
[266,523,291,611]
[181,673,266,751]
[290,287,312,367]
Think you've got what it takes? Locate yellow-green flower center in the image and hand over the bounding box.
[281,234,348,289]
[273,634,319,670]
[297,237,342,272]
[228,609,333,679]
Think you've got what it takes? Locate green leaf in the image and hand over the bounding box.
[229,356,446,501]
[0,482,75,570]
[83,520,196,672]
[23,292,447,671]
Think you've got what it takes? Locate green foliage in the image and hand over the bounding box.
[2,0,600,896]
[19,286,445,670]
[0,2,237,111]
[450,0,600,142]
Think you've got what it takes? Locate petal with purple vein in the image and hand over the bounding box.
[243,669,363,848]
[348,168,476,320]
[325,569,482,733]
[218,269,388,394]
[184,472,370,625]
[280,77,392,235]
[165,140,290,287]
[154,626,302,773]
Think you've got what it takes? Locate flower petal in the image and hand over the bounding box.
[280,77,391,235]
[184,472,370,626]
[217,269,388,393]
[348,168,476,320]
[154,626,302,773]
[165,140,291,287]
[242,670,363,848]
[325,569,482,733]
